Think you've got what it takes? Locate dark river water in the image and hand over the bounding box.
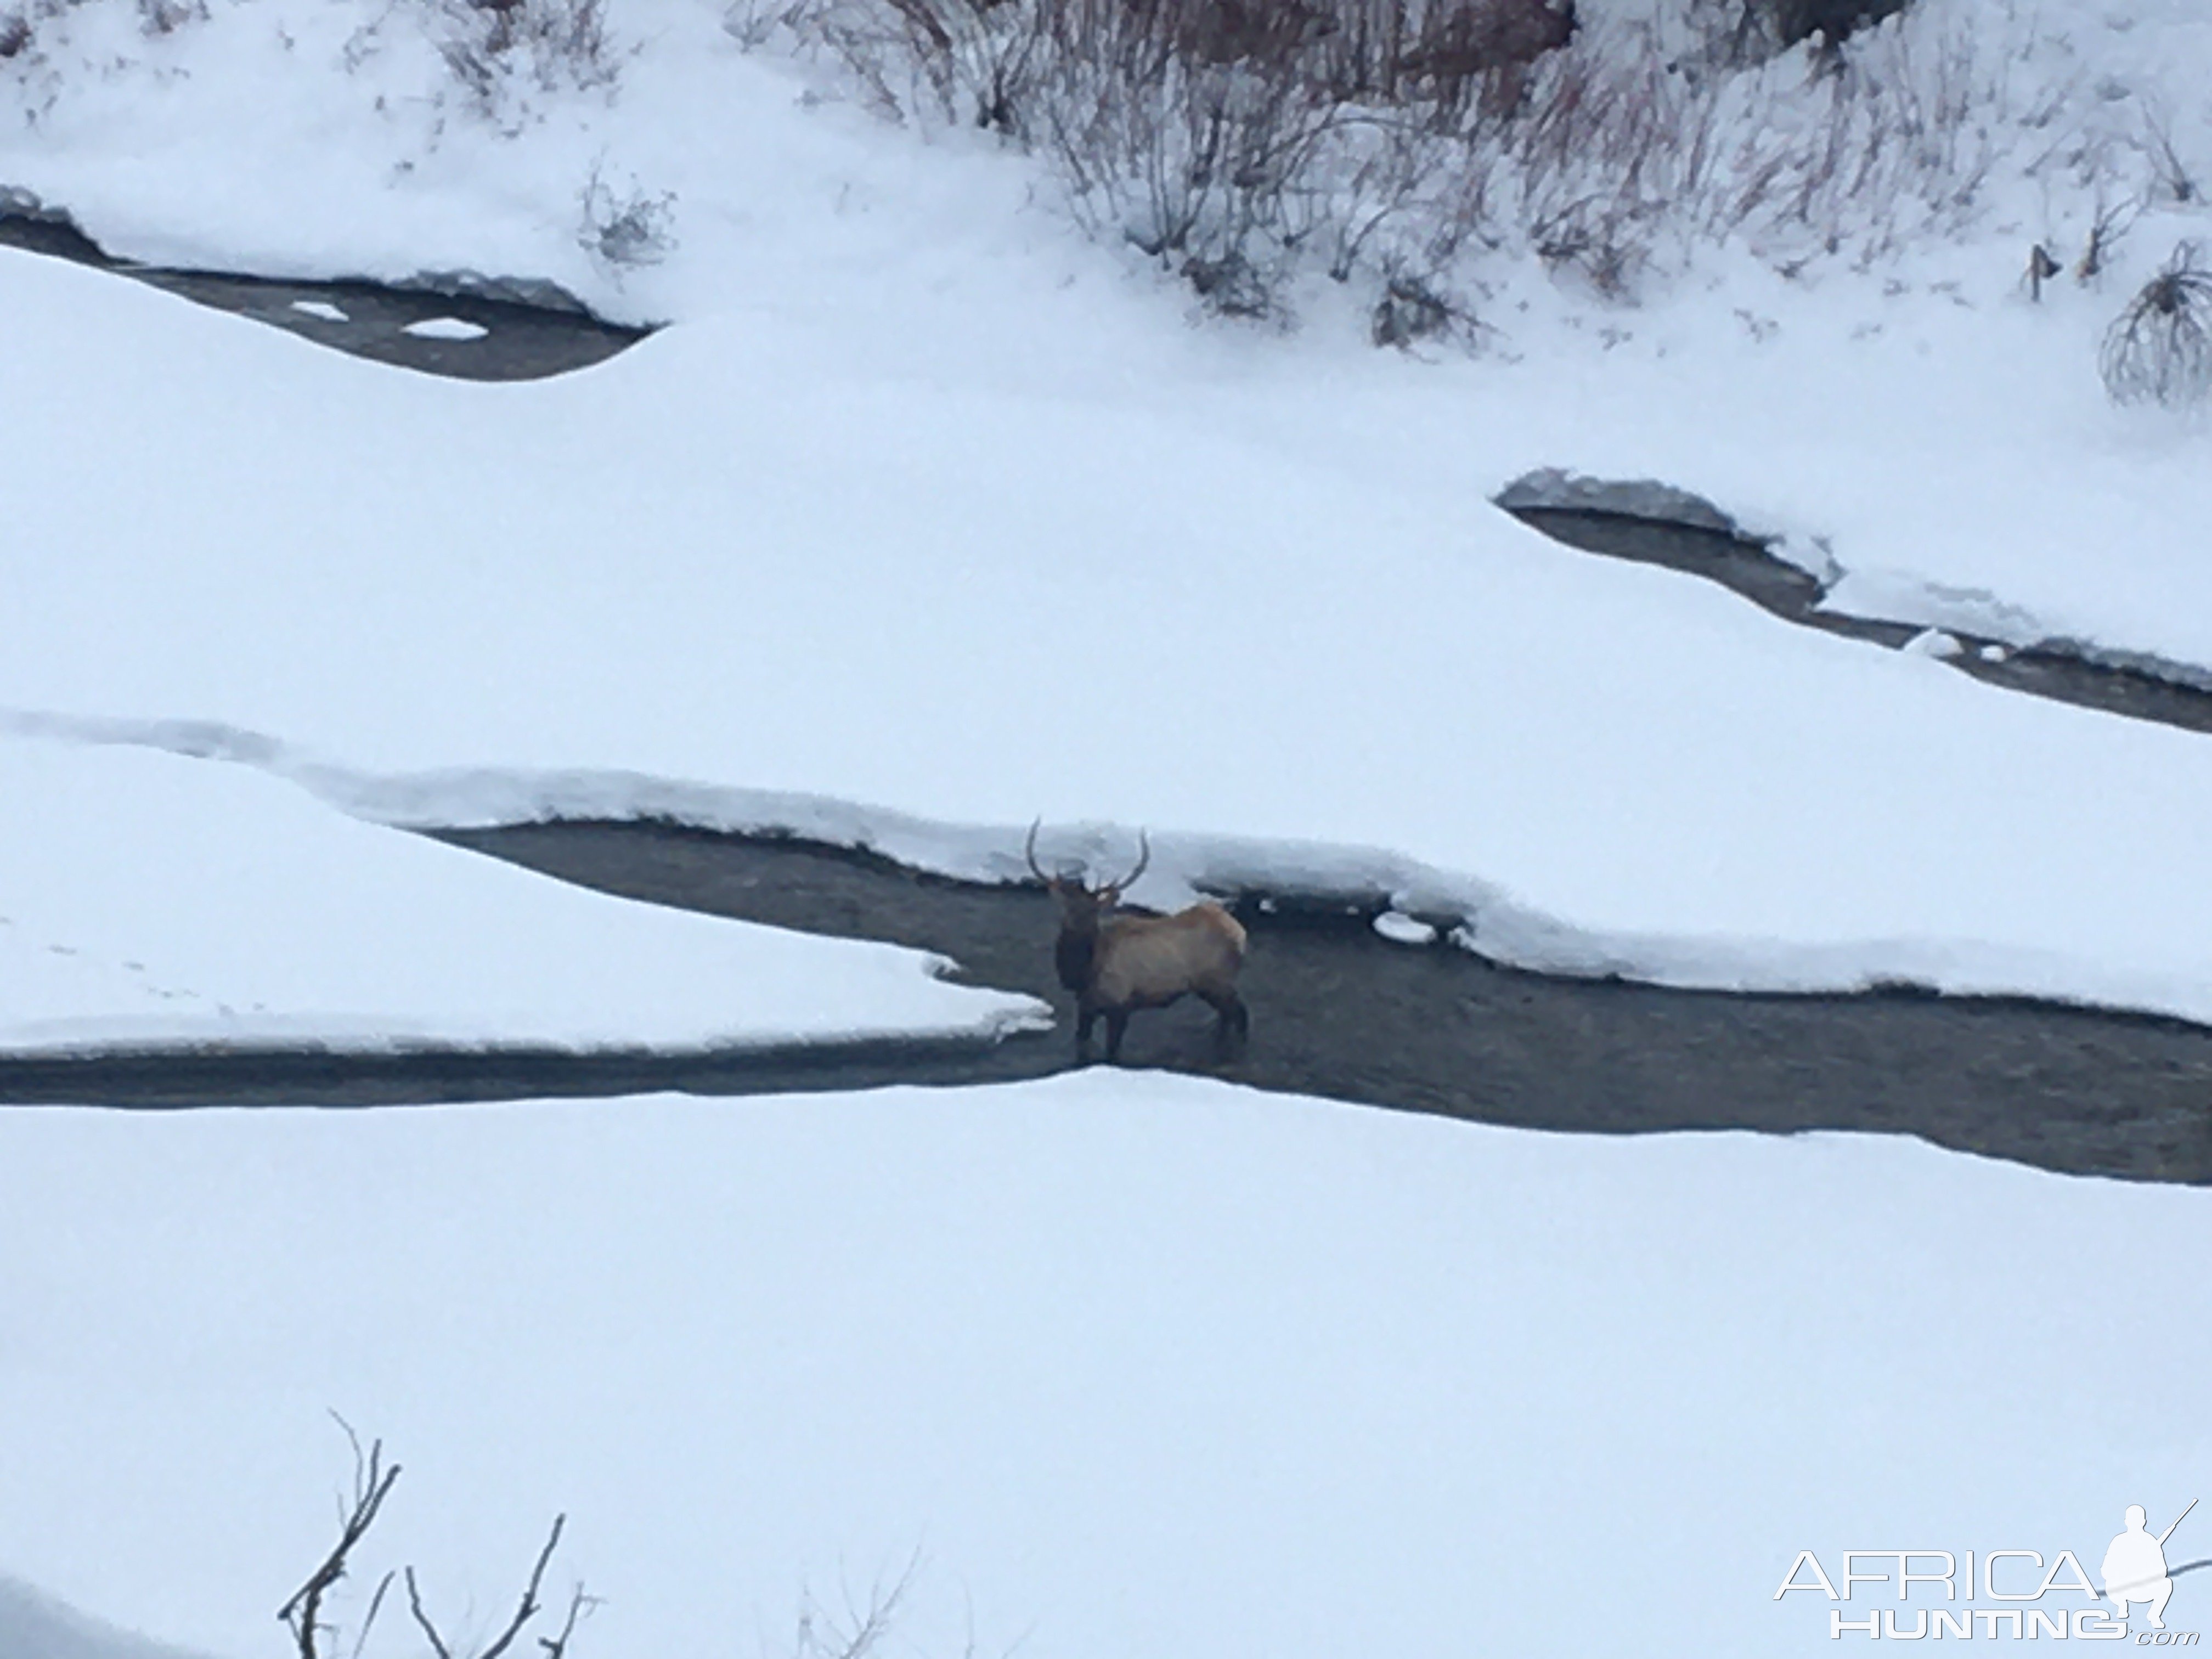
[7,823,2203,1188]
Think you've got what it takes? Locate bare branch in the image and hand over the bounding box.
[538,1583,600,1659]
[278,1430,401,1659]
[478,1514,568,1659]
[405,1515,571,1659]
[348,1571,397,1659]
[404,1566,456,1659]
[281,1426,583,1659]
[2078,195,2138,283]
[335,1412,370,1510]
[795,1549,923,1659]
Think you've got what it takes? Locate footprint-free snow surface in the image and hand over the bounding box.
[0,732,1040,1053]
[0,1078,2204,1659]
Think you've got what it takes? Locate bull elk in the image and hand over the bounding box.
[1026,821,1250,1064]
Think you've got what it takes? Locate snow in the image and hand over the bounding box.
[1493,469,1747,537]
[400,315,487,340]
[0,0,2205,1035]
[1903,628,1965,661]
[1,4,2209,1651]
[1,0,2209,675]
[12,230,2212,1023]
[1371,910,1438,946]
[0,730,1042,1054]
[0,1577,211,1659]
[0,1076,2204,1659]
[287,299,346,323]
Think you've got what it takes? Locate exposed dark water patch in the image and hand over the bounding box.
[0,1031,1063,1110]
[439,823,2212,1186]
[8,820,2208,1184]
[0,204,647,381]
[44,821,2210,1176]
[1504,503,2212,738]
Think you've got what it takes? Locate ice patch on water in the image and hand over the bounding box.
[1903,628,1964,660]
[402,315,487,340]
[1373,911,1438,946]
[1820,568,2051,647]
[1494,469,1745,537]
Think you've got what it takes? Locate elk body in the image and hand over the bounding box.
[1027,822,1249,1064]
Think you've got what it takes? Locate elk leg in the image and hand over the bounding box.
[1075,998,1097,1058]
[1199,988,1250,1055]
[1103,1009,1131,1064]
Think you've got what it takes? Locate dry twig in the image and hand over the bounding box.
[278,1417,403,1659]
[406,1514,570,1659]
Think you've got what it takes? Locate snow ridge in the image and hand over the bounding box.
[12,704,2206,1029]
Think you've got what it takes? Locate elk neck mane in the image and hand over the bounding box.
[1054,920,1097,994]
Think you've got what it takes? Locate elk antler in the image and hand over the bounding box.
[1104,829,1150,898]
[1024,819,1052,885]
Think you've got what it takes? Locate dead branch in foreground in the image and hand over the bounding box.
[278,1418,592,1659]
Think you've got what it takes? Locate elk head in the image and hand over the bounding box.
[1026,820,1150,991]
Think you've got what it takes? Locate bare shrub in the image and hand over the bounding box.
[404,1516,592,1659]
[578,161,678,273]
[1022,13,1335,312]
[2076,194,2136,283]
[279,1417,593,1659]
[789,1555,920,1659]
[2100,242,2212,409]
[2139,101,2199,206]
[137,0,205,35]
[883,0,1046,136]
[425,0,619,120]
[862,0,1572,139]
[278,1421,401,1659]
[1678,0,1908,66]
[786,0,2073,332]
[726,0,832,52]
[808,0,1577,314]
[0,0,212,68]
[1770,0,1908,49]
[1370,267,1487,347]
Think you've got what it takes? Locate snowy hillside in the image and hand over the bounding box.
[5,0,2212,661]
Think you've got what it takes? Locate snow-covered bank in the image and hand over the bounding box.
[1,1076,2205,1659]
[19,700,2212,1029]
[5,0,2212,675]
[0,731,1041,1054]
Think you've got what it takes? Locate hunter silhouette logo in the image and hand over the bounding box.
[1778,1499,2203,1642]
[2107,1502,2197,1630]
